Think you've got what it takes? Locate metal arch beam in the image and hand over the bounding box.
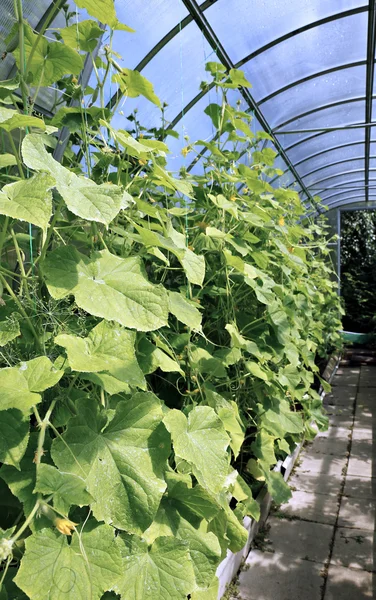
[177,0,313,203]
[234,7,368,71]
[365,1,376,202]
[106,0,218,110]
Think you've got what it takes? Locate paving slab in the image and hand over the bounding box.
[337,497,375,530]
[315,426,351,441]
[276,490,338,525]
[347,440,374,478]
[324,404,354,417]
[288,472,343,496]
[324,390,356,407]
[331,527,374,571]
[238,550,324,600]
[327,415,353,428]
[325,565,373,599]
[342,475,376,499]
[352,426,375,441]
[265,517,333,563]
[305,437,349,458]
[355,404,374,419]
[298,453,347,477]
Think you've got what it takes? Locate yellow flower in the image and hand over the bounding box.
[243,187,249,194]
[230,195,237,202]
[181,146,190,157]
[278,217,285,227]
[54,518,77,535]
[138,159,147,166]
[139,133,144,138]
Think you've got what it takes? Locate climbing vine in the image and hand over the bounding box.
[0,2,342,599]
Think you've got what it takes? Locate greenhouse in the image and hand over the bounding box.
[0,0,375,599]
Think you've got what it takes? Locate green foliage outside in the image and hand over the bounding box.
[0,1,342,598]
[341,209,376,333]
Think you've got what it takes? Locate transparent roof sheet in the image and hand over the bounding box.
[3,0,376,209]
[242,13,367,103]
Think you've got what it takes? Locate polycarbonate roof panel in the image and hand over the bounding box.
[118,20,214,130]
[3,0,374,210]
[261,65,366,127]
[242,13,367,102]
[279,101,365,134]
[205,0,366,65]
[282,128,366,164]
[313,169,366,187]
[296,143,366,176]
[112,0,189,69]
[304,159,365,186]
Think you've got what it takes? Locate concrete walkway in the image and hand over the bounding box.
[235,364,375,600]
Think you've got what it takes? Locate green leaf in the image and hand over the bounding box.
[261,403,304,437]
[205,389,245,459]
[245,360,269,381]
[134,223,205,286]
[204,104,222,129]
[263,470,292,504]
[0,357,63,413]
[0,434,45,518]
[52,395,170,533]
[0,409,29,469]
[191,577,219,600]
[55,320,146,389]
[190,346,227,378]
[143,497,222,590]
[0,173,54,231]
[137,336,183,376]
[22,134,124,226]
[0,107,46,132]
[169,291,202,331]
[60,20,104,52]
[0,319,20,346]
[228,68,252,88]
[163,406,230,496]
[34,464,92,514]
[251,431,276,468]
[114,535,195,600]
[74,0,134,30]
[113,69,160,106]
[20,356,64,392]
[43,246,169,332]
[14,523,122,600]
[14,24,83,87]
[0,153,17,168]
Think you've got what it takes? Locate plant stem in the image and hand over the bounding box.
[11,499,40,543]
[10,228,30,300]
[7,132,25,178]
[0,272,41,350]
